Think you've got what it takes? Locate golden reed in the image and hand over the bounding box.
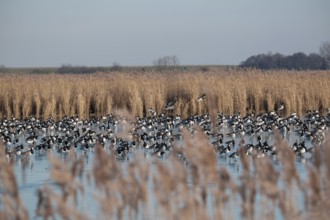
[0,69,329,119]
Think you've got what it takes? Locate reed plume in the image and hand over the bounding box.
[0,69,329,119]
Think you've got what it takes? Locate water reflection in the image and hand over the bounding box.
[10,145,313,220]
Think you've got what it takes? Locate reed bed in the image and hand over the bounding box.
[0,69,329,119]
[1,130,330,219]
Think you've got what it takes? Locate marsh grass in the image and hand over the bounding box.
[0,144,29,220]
[1,68,330,219]
[0,69,329,119]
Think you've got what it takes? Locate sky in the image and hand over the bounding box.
[0,0,329,67]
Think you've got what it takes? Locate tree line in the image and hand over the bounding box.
[2,42,330,72]
[240,42,330,70]
[240,52,328,70]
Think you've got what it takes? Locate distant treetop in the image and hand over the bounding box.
[319,41,330,67]
[240,52,328,70]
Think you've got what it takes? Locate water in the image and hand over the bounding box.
[10,146,310,220]
[3,111,327,219]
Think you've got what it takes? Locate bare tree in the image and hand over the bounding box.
[153,55,180,71]
[110,62,122,71]
[319,41,330,67]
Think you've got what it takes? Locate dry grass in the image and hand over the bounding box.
[0,144,29,220]
[0,69,329,119]
[1,68,330,219]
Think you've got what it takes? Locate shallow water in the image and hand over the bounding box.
[3,111,327,219]
[11,146,310,220]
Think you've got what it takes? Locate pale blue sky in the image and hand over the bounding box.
[1,0,329,67]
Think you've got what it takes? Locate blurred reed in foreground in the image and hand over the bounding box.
[1,130,330,219]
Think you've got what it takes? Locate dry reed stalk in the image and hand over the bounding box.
[20,155,30,184]
[304,167,324,217]
[48,152,85,201]
[0,70,329,119]
[35,152,87,219]
[0,142,29,220]
[253,157,279,219]
[182,127,217,186]
[153,161,176,219]
[170,146,193,216]
[36,185,88,220]
[172,127,218,219]
[12,91,22,118]
[274,130,299,185]
[93,144,119,190]
[238,173,257,220]
[323,136,330,218]
[254,157,279,201]
[213,167,236,220]
[33,93,42,118]
[237,144,257,220]
[302,133,330,219]
[274,130,303,219]
[1,92,12,118]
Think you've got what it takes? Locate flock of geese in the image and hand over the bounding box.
[1,97,329,163]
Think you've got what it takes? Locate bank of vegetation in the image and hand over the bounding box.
[0,69,329,119]
[240,52,328,70]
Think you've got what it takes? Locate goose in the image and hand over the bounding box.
[15,144,24,156]
[26,135,37,145]
[276,104,284,112]
[164,100,176,111]
[218,145,232,155]
[154,148,166,157]
[21,147,34,157]
[176,151,187,162]
[196,94,206,102]
[256,149,266,158]
[245,144,254,156]
[226,131,236,139]
[229,150,239,159]
[147,108,157,117]
[294,141,307,156]
[5,146,14,159]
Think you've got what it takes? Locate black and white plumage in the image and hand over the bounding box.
[147,108,157,117]
[164,100,176,111]
[196,94,206,102]
[276,104,284,112]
